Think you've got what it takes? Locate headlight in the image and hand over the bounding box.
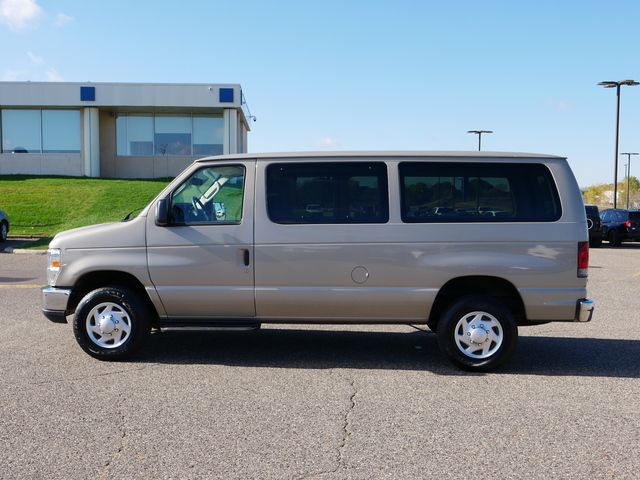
[47,248,61,285]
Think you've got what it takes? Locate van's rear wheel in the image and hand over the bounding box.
[73,287,151,360]
[437,296,518,371]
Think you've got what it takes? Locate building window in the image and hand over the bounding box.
[1,109,41,153]
[266,162,389,224]
[1,109,80,154]
[116,114,223,156]
[155,115,192,155]
[116,115,153,155]
[42,110,81,153]
[193,116,224,155]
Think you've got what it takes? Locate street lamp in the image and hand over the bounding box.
[598,80,639,208]
[467,130,493,151]
[621,152,638,209]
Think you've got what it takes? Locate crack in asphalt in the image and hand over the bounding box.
[99,392,128,480]
[295,373,358,480]
[25,365,152,387]
[337,376,357,468]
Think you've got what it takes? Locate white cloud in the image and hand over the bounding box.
[53,12,72,27]
[554,100,573,112]
[45,68,63,81]
[1,69,25,80]
[545,98,574,112]
[318,137,338,148]
[27,50,43,64]
[0,0,43,30]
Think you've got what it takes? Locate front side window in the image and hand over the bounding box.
[170,165,245,225]
[400,162,561,222]
[266,162,389,224]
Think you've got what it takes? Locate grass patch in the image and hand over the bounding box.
[0,175,169,238]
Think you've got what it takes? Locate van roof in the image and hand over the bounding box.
[195,151,566,163]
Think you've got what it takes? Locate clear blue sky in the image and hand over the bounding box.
[1,0,639,187]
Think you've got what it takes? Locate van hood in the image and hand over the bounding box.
[49,216,147,250]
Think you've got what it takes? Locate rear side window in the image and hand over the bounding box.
[628,212,640,222]
[266,162,389,224]
[399,162,561,223]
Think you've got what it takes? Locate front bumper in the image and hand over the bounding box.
[575,299,595,323]
[42,287,71,324]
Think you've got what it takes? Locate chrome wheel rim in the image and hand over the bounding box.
[85,302,132,349]
[454,311,503,359]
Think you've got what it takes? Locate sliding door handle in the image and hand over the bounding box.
[242,248,250,267]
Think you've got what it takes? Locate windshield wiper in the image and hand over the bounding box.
[122,206,145,221]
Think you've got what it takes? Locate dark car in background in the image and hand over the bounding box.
[585,205,602,247]
[0,209,9,242]
[600,209,640,246]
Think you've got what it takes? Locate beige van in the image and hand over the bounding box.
[42,152,594,370]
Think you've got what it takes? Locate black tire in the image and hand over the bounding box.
[0,221,7,242]
[609,230,621,247]
[436,295,518,371]
[73,286,151,360]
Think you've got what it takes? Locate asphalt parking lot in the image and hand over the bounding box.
[1,245,639,479]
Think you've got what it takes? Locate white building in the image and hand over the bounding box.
[0,81,250,178]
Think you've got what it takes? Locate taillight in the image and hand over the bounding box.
[624,220,631,228]
[577,241,589,278]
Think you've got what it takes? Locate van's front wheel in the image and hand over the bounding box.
[73,287,151,360]
[437,296,518,371]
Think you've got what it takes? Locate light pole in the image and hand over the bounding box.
[598,80,639,208]
[621,152,638,209]
[467,130,493,151]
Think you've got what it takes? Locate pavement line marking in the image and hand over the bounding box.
[0,284,41,289]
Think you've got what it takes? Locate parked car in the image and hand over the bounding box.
[600,208,640,246]
[0,209,9,242]
[585,205,602,247]
[41,152,594,371]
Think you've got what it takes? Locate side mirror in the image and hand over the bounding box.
[155,198,169,226]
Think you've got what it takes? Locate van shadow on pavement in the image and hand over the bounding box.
[136,328,640,379]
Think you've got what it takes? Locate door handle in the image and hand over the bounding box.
[242,248,250,267]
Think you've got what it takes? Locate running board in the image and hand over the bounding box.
[159,320,261,332]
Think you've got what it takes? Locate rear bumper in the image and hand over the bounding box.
[575,299,595,323]
[41,286,71,324]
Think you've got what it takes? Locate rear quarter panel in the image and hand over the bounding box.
[253,157,587,322]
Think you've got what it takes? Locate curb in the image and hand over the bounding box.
[1,246,47,255]
[1,235,49,254]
